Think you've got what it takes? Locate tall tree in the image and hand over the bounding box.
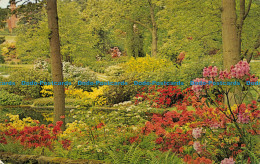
[46,0,65,131]
[222,0,255,105]
[222,0,240,70]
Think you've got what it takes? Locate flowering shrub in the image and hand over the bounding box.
[133,61,260,163]
[65,86,108,106]
[135,86,195,108]
[40,85,54,97]
[39,85,107,106]
[1,42,16,58]
[0,114,67,149]
[123,55,172,73]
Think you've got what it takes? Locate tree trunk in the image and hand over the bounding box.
[222,0,240,69]
[148,0,157,57]
[46,0,65,131]
[222,0,240,105]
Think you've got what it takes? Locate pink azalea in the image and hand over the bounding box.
[191,78,209,97]
[193,141,203,154]
[221,157,235,164]
[237,113,249,124]
[192,127,203,139]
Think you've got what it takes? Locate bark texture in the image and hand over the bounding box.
[148,0,157,57]
[222,0,240,70]
[46,0,65,131]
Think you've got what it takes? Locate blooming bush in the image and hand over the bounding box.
[123,55,172,73]
[0,114,67,149]
[135,85,195,108]
[65,86,107,106]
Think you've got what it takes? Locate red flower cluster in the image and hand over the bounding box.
[135,86,195,108]
[184,155,212,164]
[141,109,195,153]
[0,121,67,149]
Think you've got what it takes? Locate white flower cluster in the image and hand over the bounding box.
[34,59,49,71]
[113,101,132,107]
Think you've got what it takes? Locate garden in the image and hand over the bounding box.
[0,0,260,164]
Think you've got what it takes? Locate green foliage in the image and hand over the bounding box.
[0,36,5,44]
[33,98,54,107]
[0,8,8,28]
[105,145,183,164]
[1,69,51,98]
[0,90,23,106]
[33,98,84,107]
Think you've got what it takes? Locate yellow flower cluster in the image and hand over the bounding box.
[65,86,108,106]
[40,85,54,97]
[40,85,107,106]
[227,104,238,115]
[123,55,172,73]
[42,113,54,122]
[0,114,36,131]
[60,120,86,139]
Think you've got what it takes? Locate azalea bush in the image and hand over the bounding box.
[134,86,195,108]
[0,114,68,150]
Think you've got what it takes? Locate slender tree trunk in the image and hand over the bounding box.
[222,0,240,105]
[46,0,65,131]
[148,0,157,57]
[222,0,240,69]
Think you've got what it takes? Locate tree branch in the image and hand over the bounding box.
[244,0,252,20]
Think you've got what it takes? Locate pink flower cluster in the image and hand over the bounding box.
[192,127,203,139]
[193,141,205,154]
[210,122,220,129]
[191,78,209,97]
[219,70,230,80]
[237,113,249,124]
[192,61,259,96]
[221,157,235,164]
[230,61,250,79]
[203,66,218,78]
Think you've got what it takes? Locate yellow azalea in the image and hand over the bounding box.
[40,85,54,97]
[1,114,38,131]
[65,86,108,106]
[60,121,86,139]
[227,104,238,115]
[123,55,173,73]
[42,113,54,122]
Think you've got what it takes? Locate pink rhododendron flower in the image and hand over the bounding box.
[221,157,235,164]
[219,70,231,80]
[246,74,258,82]
[230,61,250,79]
[193,141,203,154]
[237,113,249,124]
[191,78,209,97]
[203,66,218,78]
[192,127,203,139]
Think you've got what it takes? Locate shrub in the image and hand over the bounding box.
[1,69,51,98]
[33,98,54,107]
[0,90,23,106]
